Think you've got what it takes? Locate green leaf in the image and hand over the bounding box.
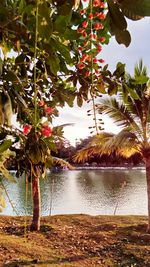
[44,139,57,152]
[77,94,83,107]
[12,90,28,108]
[125,84,140,99]
[53,16,68,34]
[52,39,73,64]
[113,62,126,78]
[115,29,131,47]
[58,2,73,16]
[97,82,106,94]
[0,166,16,182]
[63,28,79,40]
[38,3,53,40]
[3,70,22,88]
[107,0,127,30]
[48,55,60,76]
[118,0,150,17]
[0,140,12,153]
[132,75,149,85]
[108,84,118,96]
[122,84,129,103]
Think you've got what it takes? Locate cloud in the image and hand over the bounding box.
[55,18,150,145]
[101,18,150,74]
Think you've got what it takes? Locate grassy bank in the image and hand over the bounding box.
[0,215,150,267]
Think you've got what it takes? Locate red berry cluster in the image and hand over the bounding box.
[23,101,54,138]
[23,124,53,138]
[77,0,106,79]
[38,100,55,115]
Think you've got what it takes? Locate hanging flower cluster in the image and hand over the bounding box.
[23,101,54,137]
[23,124,53,137]
[77,0,107,78]
[38,99,55,115]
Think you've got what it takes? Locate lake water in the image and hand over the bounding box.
[1,169,148,216]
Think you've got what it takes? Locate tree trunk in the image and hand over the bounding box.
[145,157,150,232]
[30,173,41,231]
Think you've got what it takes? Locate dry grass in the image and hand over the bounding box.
[0,215,150,266]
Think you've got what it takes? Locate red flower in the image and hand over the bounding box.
[99,59,105,63]
[100,2,105,8]
[89,13,93,20]
[85,70,91,77]
[93,0,100,7]
[77,63,85,69]
[94,23,104,30]
[82,31,87,37]
[44,107,54,114]
[77,27,84,33]
[99,37,106,43]
[97,45,102,52]
[93,58,98,63]
[23,125,32,135]
[38,99,45,107]
[81,53,88,62]
[78,46,83,51]
[80,9,86,15]
[90,33,97,40]
[83,40,89,47]
[41,125,52,138]
[93,33,97,39]
[96,12,106,20]
[82,21,88,28]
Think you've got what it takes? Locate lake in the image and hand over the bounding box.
[1,169,148,216]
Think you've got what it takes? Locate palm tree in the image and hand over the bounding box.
[74,61,150,232]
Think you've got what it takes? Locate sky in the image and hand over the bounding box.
[53,17,150,146]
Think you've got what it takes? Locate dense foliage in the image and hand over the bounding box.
[0,0,150,229]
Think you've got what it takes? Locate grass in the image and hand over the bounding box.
[0,214,150,266]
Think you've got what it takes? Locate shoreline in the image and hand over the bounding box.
[74,166,145,170]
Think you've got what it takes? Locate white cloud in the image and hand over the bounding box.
[55,18,150,145]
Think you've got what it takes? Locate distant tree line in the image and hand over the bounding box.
[51,136,143,167]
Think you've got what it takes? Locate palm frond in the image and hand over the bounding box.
[98,97,140,132]
[53,157,74,170]
[73,147,95,163]
[90,132,115,146]
[74,130,140,163]
[134,60,147,77]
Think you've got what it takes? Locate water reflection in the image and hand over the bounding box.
[1,169,147,216]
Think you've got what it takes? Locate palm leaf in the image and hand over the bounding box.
[53,157,74,170]
[98,98,141,134]
[74,130,139,162]
[134,60,148,77]
[73,147,95,163]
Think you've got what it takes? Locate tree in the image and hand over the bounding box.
[74,61,150,232]
[0,0,150,231]
[0,0,111,230]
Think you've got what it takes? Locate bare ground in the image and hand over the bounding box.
[0,215,150,267]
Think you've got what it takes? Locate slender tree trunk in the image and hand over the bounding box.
[145,157,150,233]
[30,172,41,231]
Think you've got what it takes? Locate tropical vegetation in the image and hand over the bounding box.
[0,0,150,231]
[74,61,150,232]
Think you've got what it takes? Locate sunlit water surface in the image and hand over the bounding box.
[1,169,147,216]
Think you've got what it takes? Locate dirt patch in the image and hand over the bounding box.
[0,215,150,266]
